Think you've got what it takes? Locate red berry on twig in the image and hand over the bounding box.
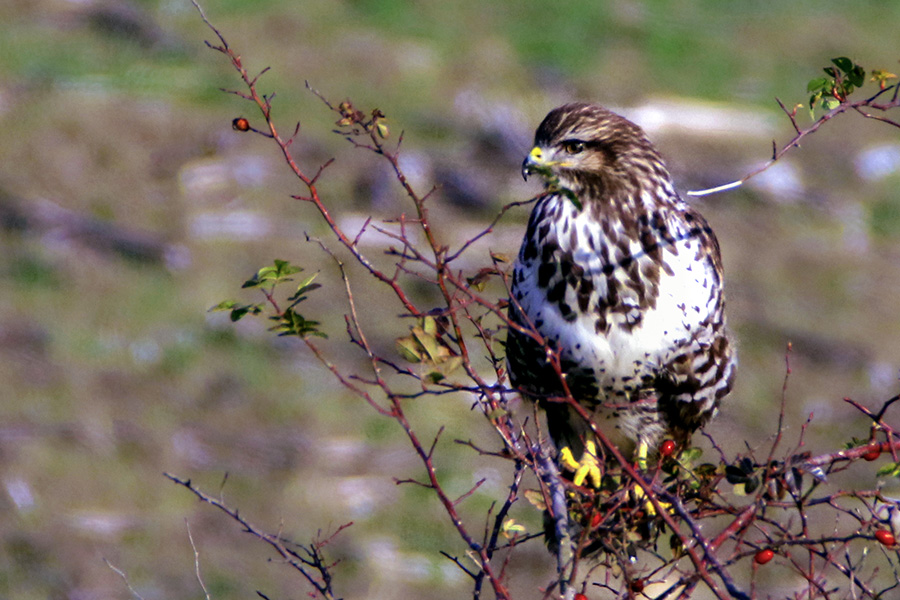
[232,117,250,132]
[754,549,775,565]
[862,445,881,461]
[875,529,896,546]
[574,593,587,600]
[660,440,676,457]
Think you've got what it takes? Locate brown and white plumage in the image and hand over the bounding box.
[506,103,735,476]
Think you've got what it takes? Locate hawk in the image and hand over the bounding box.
[506,103,735,487]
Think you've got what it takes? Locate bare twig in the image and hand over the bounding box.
[104,559,146,600]
[185,520,212,600]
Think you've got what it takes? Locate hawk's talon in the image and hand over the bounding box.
[636,440,649,471]
[560,440,602,488]
[632,484,670,517]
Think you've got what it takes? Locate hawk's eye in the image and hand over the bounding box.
[562,140,585,155]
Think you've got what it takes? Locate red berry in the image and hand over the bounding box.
[875,529,896,546]
[590,512,602,528]
[862,445,882,461]
[660,440,676,457]
[574,594,588,600]
[232,117,251,132]
[754,549,775,565]
[630,578,646,593]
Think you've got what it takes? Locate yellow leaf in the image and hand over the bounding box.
[501,518,526,539]
[396,336,423,362]
[523,489,546,511]
[422,316,438,336]
[412,327,441,363]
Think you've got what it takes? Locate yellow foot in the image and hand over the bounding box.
[560,440,602,488]
[633,441,672,516]
[632,484,670,517]
[636,440,649,471]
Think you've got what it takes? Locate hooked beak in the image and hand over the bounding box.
[522,146,545,180]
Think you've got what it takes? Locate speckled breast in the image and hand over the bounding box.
[508,192,723,408]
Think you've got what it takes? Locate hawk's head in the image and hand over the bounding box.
[522,103,670,202]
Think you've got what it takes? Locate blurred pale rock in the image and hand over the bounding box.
[855,143,900,181]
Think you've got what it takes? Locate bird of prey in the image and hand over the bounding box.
[506,102,736,487]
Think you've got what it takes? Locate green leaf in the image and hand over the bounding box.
[270,308,325,338]
[295,272,320,296]
[242,275,263,289]
[725,457,756,486]
[847,65,866,88]
[272,259,302,277]
[807,77,830,93]
[831,56,853,74]
[501,518,526,537]
[744,476,759,494]
[210,300,238,311]
[422,315,438,336]
[725,465,750,485]
[273,258,290,272]
[396,336,423,362]
[229,303,262,322]
[822,98,840,110]
[681,447,703,463]
[876,462,900,478]
[289,272,322,304]
[523,489,547,511]
[259,265,278,278]
[244,260,304,289]
[412,326,441,363]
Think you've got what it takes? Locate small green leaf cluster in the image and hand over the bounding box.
[211,259,326,339]
[241,258,306,290]
[876,461,900,479]
[807,56,866,116]
[395,315,462,383]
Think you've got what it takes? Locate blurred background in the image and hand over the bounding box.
[1,1,899,598]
